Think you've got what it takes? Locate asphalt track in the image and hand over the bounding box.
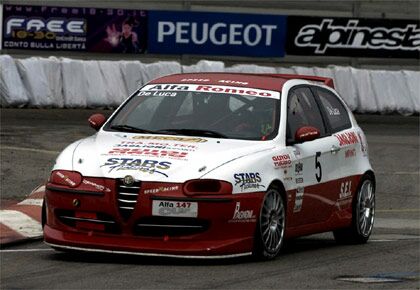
[1,109,419,289]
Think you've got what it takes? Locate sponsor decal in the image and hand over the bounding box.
[345,148,356,158]
[54,171,77,187]
[180,78,251,86]
[272,154,292,169]
[152,200,198,217]
[296,177,304,184]
[141,84,190,91]
[335,131,359,147]
[82,179,111,192]
[287,16,420,58]
[233,172,265,191]
[326,106,340,116]
[144,185,179,194]
[112,141,197,151]
[181,78,210,82]
[293,149,301,157]
[339,181,352,199]
[294,187,304,212]
[106,147,188,159]
[132,135,207,143]
[195,85,273,97]
[295,162,303,175]
[140,84,281,99]
[229,202,256,223]
[218,80,249,85]
[101,158,171,177]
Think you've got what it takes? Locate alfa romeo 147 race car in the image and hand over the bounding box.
[43,73,375,259]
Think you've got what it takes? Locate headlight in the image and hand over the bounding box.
[50,170,82,188]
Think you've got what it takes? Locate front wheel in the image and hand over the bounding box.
[334,176,375,244]
[253,188,286,260]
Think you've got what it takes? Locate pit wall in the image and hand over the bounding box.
[1,55,418,115]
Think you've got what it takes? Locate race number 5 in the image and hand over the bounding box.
[315,151,322,182]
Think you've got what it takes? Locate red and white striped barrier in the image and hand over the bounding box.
[0,185,45,245]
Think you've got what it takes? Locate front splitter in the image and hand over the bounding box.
[45,242,252,259]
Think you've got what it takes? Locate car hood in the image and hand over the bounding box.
[69,131,275,182]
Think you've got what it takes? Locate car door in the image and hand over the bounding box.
[311,86,356,212]
[286,86,341,227]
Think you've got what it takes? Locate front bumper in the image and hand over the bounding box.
[44,182,264,257]
[44,226,253,258]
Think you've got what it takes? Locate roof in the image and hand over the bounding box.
[150,73,334,91]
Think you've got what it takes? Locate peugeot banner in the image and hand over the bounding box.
[286,16,420,58]
[148,11,287,57]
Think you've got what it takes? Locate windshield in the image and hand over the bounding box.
[105,84,280,141]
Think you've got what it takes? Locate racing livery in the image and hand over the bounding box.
[43,73,375,259]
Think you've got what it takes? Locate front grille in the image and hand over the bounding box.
[134,216,209,237]
[117,179,141,220]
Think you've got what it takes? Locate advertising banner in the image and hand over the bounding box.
[148,11,287,57]
[2,5,147,53]
[286,16,420,58]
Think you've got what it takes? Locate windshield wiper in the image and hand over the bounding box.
[110,125,157,134]
[157,129,228,139]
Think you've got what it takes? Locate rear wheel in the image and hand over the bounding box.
[334,176,375,244]
[253,188,286,260]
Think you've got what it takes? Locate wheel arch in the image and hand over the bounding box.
[364,170,376,189]
[352,170,376,206]
[253,179,288,259]
[268,179,287,205]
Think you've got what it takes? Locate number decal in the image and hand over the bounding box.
[315,151,322,182]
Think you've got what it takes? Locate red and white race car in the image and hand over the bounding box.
[43,73,375,259]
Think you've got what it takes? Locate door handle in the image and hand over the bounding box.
[331,145,341,154]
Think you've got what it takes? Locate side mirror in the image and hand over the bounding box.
[88,113,106,131]
[295,126,320,143]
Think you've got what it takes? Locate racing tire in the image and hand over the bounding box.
[253,188,286,260]
[333,175,375,244]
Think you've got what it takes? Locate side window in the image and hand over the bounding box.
[287,87,326,141]
[314,87,351,133]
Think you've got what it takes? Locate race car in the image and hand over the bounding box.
[43,73,375,259]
